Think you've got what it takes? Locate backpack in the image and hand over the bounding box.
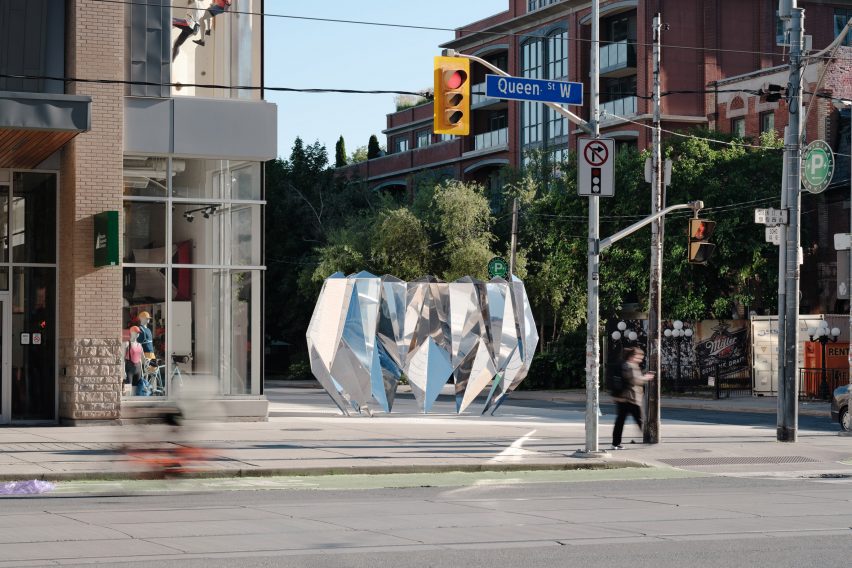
[606,363,626,396]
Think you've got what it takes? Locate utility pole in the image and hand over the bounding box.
[509,197,519,277]
[779,4,804,442]
[644,13,664,444]
[581,0,604,454]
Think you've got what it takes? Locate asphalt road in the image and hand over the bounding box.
[1,473,849,567]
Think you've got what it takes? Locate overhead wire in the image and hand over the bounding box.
[91,0,852,64]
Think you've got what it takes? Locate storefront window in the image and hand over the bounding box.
[230,270,258,395]
[123,157,170,198]
[11,172,56,264]
[12,267,56,420]
[231,204,261,266]
[122,268,167,397]
[170,0,261,99]
[0,185,8,263]
[123,202,167,263]
[122,155,264,399]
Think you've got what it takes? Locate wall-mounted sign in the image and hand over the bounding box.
[32,333,42,345]
[20,333,30,345]
[94,211,119,267]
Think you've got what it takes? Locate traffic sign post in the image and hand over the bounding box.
[485,74,583,105]
[801,139,834,194]
[578,137,615,197]
[754,208,788,226]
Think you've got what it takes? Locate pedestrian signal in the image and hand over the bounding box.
[434,56,470,135]
[688,218,716,264]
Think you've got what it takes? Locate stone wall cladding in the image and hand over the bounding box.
[58,0,125,422]
[59,339,123,420]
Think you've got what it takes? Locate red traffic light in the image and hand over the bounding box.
[445,70,466,90]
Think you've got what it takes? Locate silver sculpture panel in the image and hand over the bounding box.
[307,272,538,414]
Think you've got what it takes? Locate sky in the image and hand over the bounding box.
[264,1,507,160]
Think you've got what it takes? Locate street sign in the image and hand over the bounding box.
[754,208,788,226]
[643,158,672,186]
[577,137,615,197]
[487,256,509,279]
[765,226,781,245]
[485,74,583,105]
[801,139,835,194]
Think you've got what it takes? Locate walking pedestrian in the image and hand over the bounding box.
[611,346,653,450]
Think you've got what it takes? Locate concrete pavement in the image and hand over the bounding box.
[0,386,848,482]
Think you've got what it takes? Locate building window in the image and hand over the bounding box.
[547,31,569,141]
[731,117,746,137]
[835,9,852,46]
[776,11,786,45]
[394,137,409,153]
[522,39,543,147]
[415,130,430,149]
[760,111,775,134]
[122,157,264,399]
[528,0,561,13]
[438,134,455,142]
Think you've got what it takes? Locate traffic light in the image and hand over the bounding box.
[688,218,716,264]
[433,56,470,136]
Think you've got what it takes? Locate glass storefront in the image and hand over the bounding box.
[0,172,58,422]
[122,156,263,399]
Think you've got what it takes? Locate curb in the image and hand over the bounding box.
[0,459,646,483]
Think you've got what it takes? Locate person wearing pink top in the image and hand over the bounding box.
[125,326,144,388]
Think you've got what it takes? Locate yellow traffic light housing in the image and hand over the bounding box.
[433,56,470,136]
[688,218,716,264]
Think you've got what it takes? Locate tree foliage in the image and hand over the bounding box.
[266,129,783,386]
[334,135,347,168]
[367,135,382,159]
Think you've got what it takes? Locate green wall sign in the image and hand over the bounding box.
[93,211,119,267]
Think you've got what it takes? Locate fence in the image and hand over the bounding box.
[798,368,847,400]
[661,364,752,399]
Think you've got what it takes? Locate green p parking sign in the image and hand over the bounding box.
[802,140,834,194]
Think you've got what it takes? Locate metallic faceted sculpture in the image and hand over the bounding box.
[306,272,538,415]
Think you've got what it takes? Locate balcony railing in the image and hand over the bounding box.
[474,127,508,151]
[601,96,637,119]
[599,40,637,76]
[471,81,499,106]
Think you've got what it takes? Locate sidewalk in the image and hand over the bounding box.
[0,386,847,482]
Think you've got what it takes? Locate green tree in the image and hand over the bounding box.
[367,135,382,159]
[334,136,347,168]
[350,145,368,163]
[371,208,431,280]
[430,180,495,281]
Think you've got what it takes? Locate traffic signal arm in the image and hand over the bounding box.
[433,56,470,136]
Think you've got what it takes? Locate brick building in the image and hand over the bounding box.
[0,0,275,424]
[338,0,852,198]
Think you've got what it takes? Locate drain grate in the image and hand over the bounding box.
[661,455,819,467]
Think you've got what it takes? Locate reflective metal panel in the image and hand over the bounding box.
[307,274,537,414]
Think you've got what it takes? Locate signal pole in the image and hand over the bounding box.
[644,13,664,444]
[509,197,519,277]
[779,5,804,442]
[581,0,604,454]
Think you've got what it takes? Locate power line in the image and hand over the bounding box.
[90,0,852,63]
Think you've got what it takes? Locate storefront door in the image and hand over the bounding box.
[0,297,12,424]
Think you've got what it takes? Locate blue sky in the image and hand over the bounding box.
[264,1,507,160]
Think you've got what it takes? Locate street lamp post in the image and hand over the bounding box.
[808,321,841,400]
[664,320,693,388]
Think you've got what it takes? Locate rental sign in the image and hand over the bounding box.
[485,74,583,105]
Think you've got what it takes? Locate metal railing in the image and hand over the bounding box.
[662,364,752,399]
[474,127,508,151]
[798,368,847,400]
[601,96,637,118]
[600,40,637,74]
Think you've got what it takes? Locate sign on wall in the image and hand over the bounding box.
[94,211,119,267]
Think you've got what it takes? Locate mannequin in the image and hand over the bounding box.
[125,326,144,390]
[192,0,233,47]
[137,311,156,360]
[172,1,202,61]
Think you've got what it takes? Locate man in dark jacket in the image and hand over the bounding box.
[611,347,653,450]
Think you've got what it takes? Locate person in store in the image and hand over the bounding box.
[192,0,233,47]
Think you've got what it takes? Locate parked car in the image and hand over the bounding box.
[830,384,850,432]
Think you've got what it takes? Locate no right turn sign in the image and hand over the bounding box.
[578,137,615,197]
